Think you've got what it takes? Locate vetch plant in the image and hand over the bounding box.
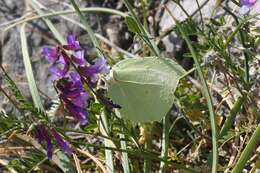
[42,34,109,126]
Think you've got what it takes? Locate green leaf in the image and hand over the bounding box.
[108,57,186,122]
[125,16,142,34]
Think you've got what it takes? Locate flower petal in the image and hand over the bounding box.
[240,0,256,6]
[81,57,109,83]
[51,129,72,155]
[73,50,86,66]
[66,34,81,50]
[42,47,58,63]
[49,55,69,77]
[64,99,88,125]
[46,137,53,160]
[34,125,53,160]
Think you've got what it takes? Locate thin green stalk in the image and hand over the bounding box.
[123,0,160,56]
[141,0,149,31]
[159,114,170,173]
[222,6,252,85]
[30,0,65,44]
[69,0,101,55]
[4,7,126,32]
[100,111,115,173]
[115,110,130,173]
[69,1,114,172]
[219,97,243,138]
[119,133,130,173]
[143,124,153,173]
[231,125,260,173]
[164,6,218,173]
[224,14,259,49]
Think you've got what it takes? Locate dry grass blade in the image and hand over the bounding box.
[0,159,18,173]
[72,153,83,173]
[77,148,107,173]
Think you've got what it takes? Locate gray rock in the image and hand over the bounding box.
[159,0,215,58]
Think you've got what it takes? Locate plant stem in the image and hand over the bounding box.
[4,7,126,31]
[69,1,115,172]
[231,125,260,173]
[123,0,160,56]
[115,109,130,173]
[164,5,218,173]
[219,97,243,138]
[222,6,252,86]
[143,123,153,173]
[159,113,170,173]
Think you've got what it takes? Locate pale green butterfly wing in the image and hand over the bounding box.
[108,57,186,122]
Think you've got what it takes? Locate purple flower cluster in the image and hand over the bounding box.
[57,72,89,125]
[34,125,72,159]
[241,0,256,6]
[42,34,109,125]
[240,0,260,14]
[39,34,109,159]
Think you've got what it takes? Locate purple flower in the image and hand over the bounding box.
[72,50,86,66]
[241,0,256,6]
[65,34,81,50]
[57,73,84,97]
[240,0,260,14]
[42,34,109,125]
[42,47,59,63]
[57,72,89,125]
[34,125,53,159]
[51,129,72,155]
[49,55,70,78]
[34,125,72,159]
[80,57,110,83]
[62,97,88,125]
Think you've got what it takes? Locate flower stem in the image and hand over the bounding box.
[164,5,218,173]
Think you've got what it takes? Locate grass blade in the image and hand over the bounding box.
[164,5,218,173]
[159,114,169,173]
[29,0,65,44]
[4,7,126,32]
[99,111,115,173]
[219,97,243,138]
[69,0,101,55]
[231,125,260,173]
[115,109,130,173]
[20,23,44,111]
[122,0,160,56]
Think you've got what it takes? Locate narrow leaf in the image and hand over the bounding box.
[125,16,142,34]
[20,23,44,110]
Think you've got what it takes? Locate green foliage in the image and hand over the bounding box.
[125,16,142,34]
